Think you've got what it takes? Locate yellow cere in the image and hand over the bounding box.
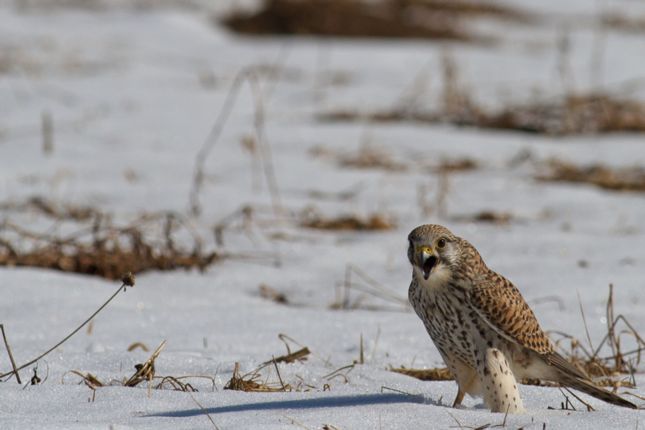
[419,246,434,255]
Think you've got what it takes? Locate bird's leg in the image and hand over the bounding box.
[452,389,465,407]
[451,368,478,408]
[480,348,524,413]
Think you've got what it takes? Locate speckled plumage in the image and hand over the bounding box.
[407,224,636,412]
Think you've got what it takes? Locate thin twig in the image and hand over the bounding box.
[0,279,133,379]
[188,67,282,217]
[564,387,596,411]
[0,324,22,383]
[188,391,220,429]
[576,289,595,353]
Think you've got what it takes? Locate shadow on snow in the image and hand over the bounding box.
[146,392,436,418]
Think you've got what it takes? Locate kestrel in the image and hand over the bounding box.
[407,224,637,413]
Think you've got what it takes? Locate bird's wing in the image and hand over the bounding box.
[469,273,590,380]
[469,273,556,355]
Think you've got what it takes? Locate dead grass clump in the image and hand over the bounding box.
[220,0,526,42]
[224,336,311,392]
[338,147,407,172]
[124,340,166,387]
[434,158,479,173]
[481,94,645,135]
[319,50,645,135]
[319,108,435,125]
[451,210,514,225]
[537,159,645,192]
[224,362,291,392]
[321,92,645,135]
[0,199,220,280]
[390,366,453,381]
[300,209,395,231]
[602,13,645,33]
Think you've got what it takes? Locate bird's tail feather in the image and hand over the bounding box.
[559,374,637,409]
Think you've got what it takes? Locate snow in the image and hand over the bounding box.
[1,0,644,428]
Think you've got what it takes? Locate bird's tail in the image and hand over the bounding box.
[559,374,637,409]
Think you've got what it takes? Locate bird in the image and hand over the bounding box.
[407,224,637,413]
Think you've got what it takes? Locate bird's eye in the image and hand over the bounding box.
[437,238,446,249]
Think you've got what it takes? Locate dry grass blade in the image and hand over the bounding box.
[548,284,644,389]
[154,375,216,392]
[127,342,150,352]
[264,347,311,365]
[154,376,198,392]
[563,387,595,411]
[188,66,282,217]
[331,264,408,311]
[65,370,104,388]
[323,364,355,383]
[125,340,166,387]
[0,324,22,384]
[187,391,221,429]
[389,366,453,381]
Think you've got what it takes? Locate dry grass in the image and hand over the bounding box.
[389,366,453,381]
[311,143,479,175]
[602,13,645,33]
[451,210,514,225]
[220,0,531,43]
[432,158,479,173]
[319,50,645,136]
[65,340,217,396]
[338,146,407,172]
[0,198,220,280]
[300,209,395,232]
[224,336,311,393]
[321,92,645,135]
[537,159,645,192]
[548,285,644,389]
[224,362,291,392]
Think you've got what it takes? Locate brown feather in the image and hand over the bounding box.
[469,272,554,355]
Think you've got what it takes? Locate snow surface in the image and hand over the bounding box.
[1,1,645,428]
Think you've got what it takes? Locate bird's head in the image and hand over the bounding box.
[407,224,464,285]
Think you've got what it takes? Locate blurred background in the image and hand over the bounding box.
[1,1,645,426]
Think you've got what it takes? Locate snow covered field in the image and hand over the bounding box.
[1,1,645,428]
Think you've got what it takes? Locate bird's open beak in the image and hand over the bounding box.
[418,246,438,280]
